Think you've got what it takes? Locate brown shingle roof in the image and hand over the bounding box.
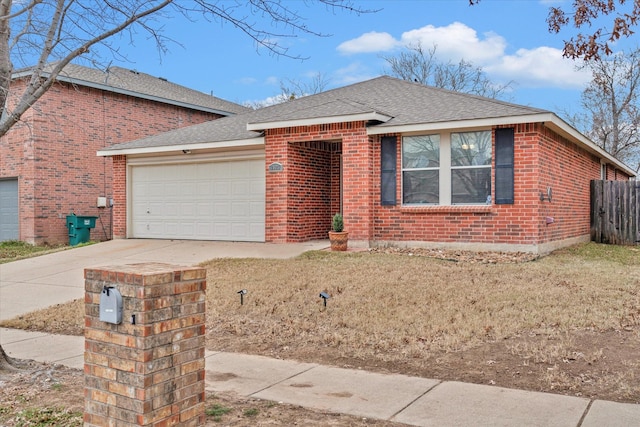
[14,63,249,116]
[99,75,551,152]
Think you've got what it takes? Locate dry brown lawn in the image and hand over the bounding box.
[3,242,639,406]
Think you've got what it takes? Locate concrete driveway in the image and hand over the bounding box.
[0,239,328,321]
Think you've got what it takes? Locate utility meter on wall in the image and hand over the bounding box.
[99,286,123,324]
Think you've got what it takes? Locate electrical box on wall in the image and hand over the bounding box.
[99,286,123,324]
[97,197,107,208]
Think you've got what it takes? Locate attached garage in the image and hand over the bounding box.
[0,179,19,242]
[129,153,265,242]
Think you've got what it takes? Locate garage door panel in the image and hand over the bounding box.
[0,179,19,241]
[131,159,265,242]
[213,182,230,196]
[149,182,169,197]
[232,181,249,195]
[214,203,230,216]
[196,203,213,216]
[249,202,265,216]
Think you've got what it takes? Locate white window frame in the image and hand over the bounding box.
[401,134,441,205]
[401,129,492,206]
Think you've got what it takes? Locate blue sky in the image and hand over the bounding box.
[107,0,624,116]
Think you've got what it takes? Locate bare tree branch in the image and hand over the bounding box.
[567,48,640,172]
[0,0,375,369]
[382,43,513,100]
[471,0,640,60]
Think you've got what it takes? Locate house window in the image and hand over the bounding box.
[400,130,493,206]
[451,131,492,204]
[402,135,440,204]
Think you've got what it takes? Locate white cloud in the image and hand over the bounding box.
[244,94,290,108]
[337,31,398,54]
[400,22,507,64]
[332,61,377,85]
[335,22,589,90]
[485,46,590,88]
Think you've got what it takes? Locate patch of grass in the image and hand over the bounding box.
[204,243,640,359]
[13,407,82,427]
[4,242,639,402]
[553,242,640,266]
[243,408,259,417]
[0,240,69,264]
[6,242,640,350]
[205,403,232,421]
[0,299,84,335]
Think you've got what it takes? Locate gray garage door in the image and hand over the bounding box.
[0,179,18,241]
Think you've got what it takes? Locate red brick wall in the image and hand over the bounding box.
[264,121,633,251]
[112,156,127,239]
[84,263,206,426]
[286,141,333,241]
[265,122,371,243]
[0,78,221,244]
[0,107,36,241]
[536,125,608,244]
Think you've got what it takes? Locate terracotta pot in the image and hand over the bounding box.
[328,231,349,251]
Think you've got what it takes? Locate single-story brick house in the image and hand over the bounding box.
[0,64,248,244]
[98,76,635,253]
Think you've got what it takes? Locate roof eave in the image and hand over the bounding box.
[544,115,636,177]
[97,137,265,157]
[367,112,636,178]
[246,111,392,131]
[366,113,557,135]
[12,69,240,117]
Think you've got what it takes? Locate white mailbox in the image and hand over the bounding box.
[99,286,123,324]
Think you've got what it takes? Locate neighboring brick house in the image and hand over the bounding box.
[98,76,635,253]
[0,63,248,244]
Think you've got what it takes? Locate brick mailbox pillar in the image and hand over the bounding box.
[84,263,207,426]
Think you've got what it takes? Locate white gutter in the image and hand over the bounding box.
[246,111,392,131]
[366,113,556,135]
[97,137,264,157]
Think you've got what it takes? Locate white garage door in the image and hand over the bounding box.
[131,158,265,241]
[0,179,19,242]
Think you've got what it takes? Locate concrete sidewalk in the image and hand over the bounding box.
[2,327,639,426]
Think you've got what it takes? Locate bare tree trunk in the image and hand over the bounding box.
[0,343,21,372]
[0,0,12,115]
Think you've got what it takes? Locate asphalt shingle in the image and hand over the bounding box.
[26,63,250,116]
[100,76,550,153]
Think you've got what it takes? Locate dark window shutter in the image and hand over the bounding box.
[495,128,514,204]
[381,136,397,205]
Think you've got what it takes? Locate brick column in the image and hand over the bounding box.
[84,263,206,426]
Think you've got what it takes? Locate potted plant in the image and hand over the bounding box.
[328,213,348,251]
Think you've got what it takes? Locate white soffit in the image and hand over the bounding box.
[246,112,393,131]
[96,137,265,157]
[366,113,557,135]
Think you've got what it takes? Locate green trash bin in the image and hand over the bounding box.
[66,214,98,246]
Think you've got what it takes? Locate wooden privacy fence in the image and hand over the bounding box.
[590,180,640,245]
